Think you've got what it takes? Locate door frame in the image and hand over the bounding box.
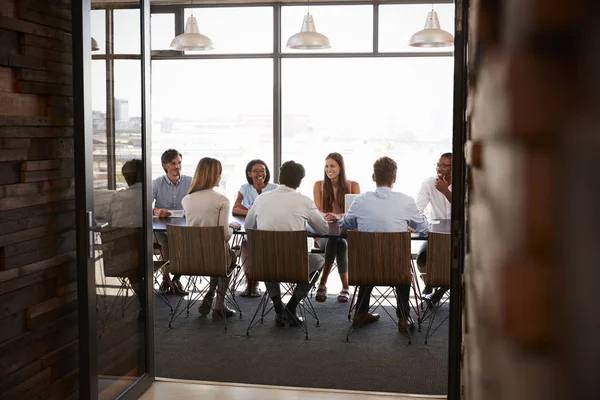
[73,0,155,398]
[448,0,469,398]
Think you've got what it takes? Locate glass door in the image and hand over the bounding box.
[74,1,154,399]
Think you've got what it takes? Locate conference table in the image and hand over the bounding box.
[152,216,451,238]
[152,216,451,321]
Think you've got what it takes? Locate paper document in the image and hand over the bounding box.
[169,210,184,218]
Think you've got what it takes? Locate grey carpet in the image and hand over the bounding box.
[154,291,449,395]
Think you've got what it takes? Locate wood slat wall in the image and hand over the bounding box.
[0,0,77,398]
[462,0,600,399]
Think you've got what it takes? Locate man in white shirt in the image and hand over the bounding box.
[339,156,429,333]
[245,161,328,327]
[415,152,452,304]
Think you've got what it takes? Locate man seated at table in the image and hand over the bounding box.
[245,160,328,327]
[106,159,144,297]
[153,149,193,295]
[339,156,429,332]
[415,152,452,306]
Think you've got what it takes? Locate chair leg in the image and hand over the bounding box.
[347,286,358,322]
[246,287,272,337]
[410,260,422,329]
[424,290,450,345]
[168,276,206,329]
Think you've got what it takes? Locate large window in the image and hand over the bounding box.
[282,57,453,198]
[149,2,454,203]
[151,59,273,201]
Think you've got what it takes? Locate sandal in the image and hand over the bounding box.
[250,286,262,297]
[315,284,327,303]
[337,289,350,303]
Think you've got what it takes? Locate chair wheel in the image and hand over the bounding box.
[246,331,249,337]
[346,337,349,343]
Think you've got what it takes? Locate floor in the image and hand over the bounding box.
[139,378,447,400]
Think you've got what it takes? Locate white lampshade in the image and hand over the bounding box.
[286,14,331,50]
[91,37,100,51]
[169,15,214,51]
[409,11,454,48]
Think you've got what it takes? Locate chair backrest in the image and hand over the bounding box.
[425,232,451,287]
[167,225,227,277]
[99,227,140,278]
[246,229,309,283]
[347,231,413,286]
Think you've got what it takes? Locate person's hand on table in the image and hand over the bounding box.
[233,203,248,211]
[153,208,171,218]
[324,212,341,222]
[407,226,416,233]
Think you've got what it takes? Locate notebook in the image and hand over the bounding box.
[344,194,358,213]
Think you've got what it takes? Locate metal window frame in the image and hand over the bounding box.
[144,0,453,179]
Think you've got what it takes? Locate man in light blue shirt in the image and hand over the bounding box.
[152,149,192,295]
[339,156,429,332]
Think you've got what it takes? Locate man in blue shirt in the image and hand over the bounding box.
[339,157,429,332]
[152,149,192,295]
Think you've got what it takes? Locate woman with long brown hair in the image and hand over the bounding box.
[313,152,360,303]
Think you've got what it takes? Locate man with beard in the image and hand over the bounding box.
[415,152,452,306]
[153,149,192,295]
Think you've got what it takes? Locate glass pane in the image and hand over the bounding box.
[114,8,141,54]
[379,4,455,53]
[152,59,273,202]
[91,10,106,55]
[114,60,143,189]
[281,5,373,53]
[90,5,147,399]
[92,60,107,189]
[282,57,454,199]
[151,13,175,51]
[183,7,273,54]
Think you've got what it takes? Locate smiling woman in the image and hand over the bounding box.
[232,158,279,297]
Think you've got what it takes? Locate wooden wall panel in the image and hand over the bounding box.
[462,0,599,399]
[0,0,77,397]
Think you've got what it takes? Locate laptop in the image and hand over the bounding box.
[344,194,358,213]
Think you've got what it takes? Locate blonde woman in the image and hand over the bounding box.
[182,157,236,320]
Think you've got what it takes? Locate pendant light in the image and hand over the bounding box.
[91,37,100,51]
[286,0,331,50]
[169,1,214,51]
[409,4,453,48]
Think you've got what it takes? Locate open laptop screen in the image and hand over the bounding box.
[344,194,358,213]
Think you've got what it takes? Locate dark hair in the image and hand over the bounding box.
[160,149,182,173]
[122,159,143,186]
[373,157,397,186]
[440,152,452,160]
[245,159,271,185]
[279,161,305,189]
[322,152,349,213]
